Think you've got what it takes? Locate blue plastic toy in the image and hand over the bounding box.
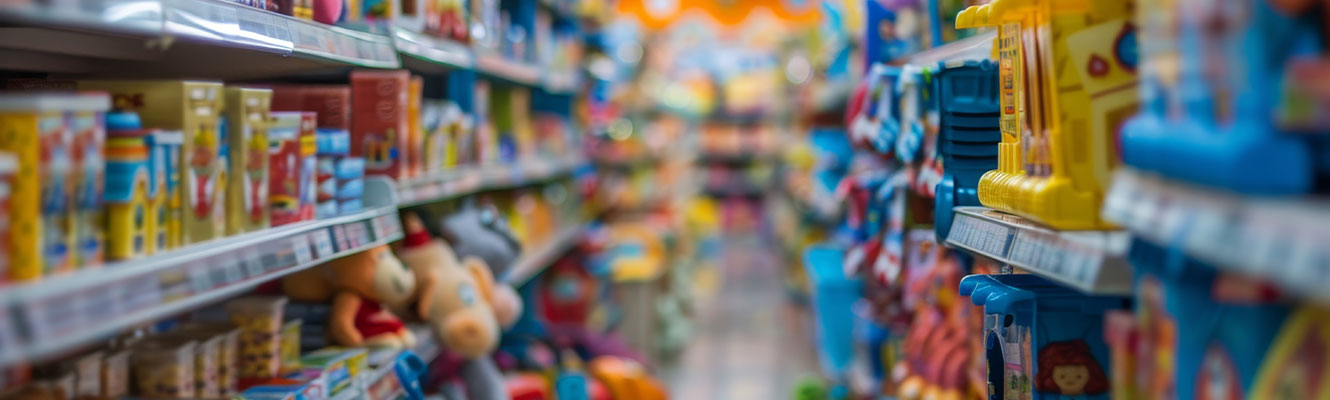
[934,60,999,242]
[1121,0,1329,193]
[1125,238,1289,400]
[959,274,1128,400]
[805,245,863,380]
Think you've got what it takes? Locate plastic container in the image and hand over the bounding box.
[101,348,130,398]
[955,0,1137,229]
[803,245,861,380]
[176,322,242,395]
[958,274,1130,400]
[131,339,197,398]
[225,296,288,382]
[933,60,1000,242]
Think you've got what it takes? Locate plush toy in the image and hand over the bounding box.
[283,245,417,348]
[435,203,525,328]
[397,213,500,359]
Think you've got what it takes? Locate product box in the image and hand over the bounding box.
[299,347,368,397]
[350,70,410,178]
[280,319,303,374]
[406,75,424,179]
[0,92,110,280]
[148,130,184,251]
[71,109,105,267]
[105,112,154,261]
[269,112,317,226]
[270,85,351,134]
[224,87,273,235]
[0,153,15,282]
[80,80,226,245]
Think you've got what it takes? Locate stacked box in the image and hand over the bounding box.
[0,93,109,280]
[268,112,316,226]
[223,87,273,234]
[350,70,410,178]
[315,131,362,217]
[147,130,183,252]
[80,80,225,245]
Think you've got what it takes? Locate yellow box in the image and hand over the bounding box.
[149,130,184,252]
[0,93,109,280]
[81,81,226,244]
[958,0,1137,230]
[224,87,272,235]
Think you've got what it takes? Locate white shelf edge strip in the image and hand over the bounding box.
[397,157,583,207]
[945,207,1133,295]
[502,224,586,285]
[1103,168,1330,301]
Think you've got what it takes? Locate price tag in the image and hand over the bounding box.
[333,225,351,252]
[0,308,17,356]
[219,256,246,284]
[369,216,386,242]
[121,274,162,312]
[292,22,323,50]
[292,234,314,265]
[311,228,335,258]
[190,262,216,293]
[356,40,375,61]
[81,284,119,326]
[28,294,81,340]
[241,247,265,277]
[261,243,285,272]
[336,34,357,59]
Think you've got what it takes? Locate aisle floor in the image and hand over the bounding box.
[664,235,822,399]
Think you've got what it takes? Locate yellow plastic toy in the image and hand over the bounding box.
[955,0,1138,230]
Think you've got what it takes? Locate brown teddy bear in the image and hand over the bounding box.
[396,212,500,359]
[283,244,417,348]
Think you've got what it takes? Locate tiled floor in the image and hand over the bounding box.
[663,235,822,399]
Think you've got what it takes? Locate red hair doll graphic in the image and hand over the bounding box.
[1036,340,1109,399]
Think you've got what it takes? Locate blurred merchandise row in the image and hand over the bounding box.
[782,0,1330,399]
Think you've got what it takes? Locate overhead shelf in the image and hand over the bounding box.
[0,0,398,78]
[0,0,582,89]
[1103,168,1330,302]
[945,207,1133,295]
[0,178,405,367]
[502,224,587,285]
[397,157,584,207]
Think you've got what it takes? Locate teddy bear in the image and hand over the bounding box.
[396,212,501,359]
[282,244,417,348]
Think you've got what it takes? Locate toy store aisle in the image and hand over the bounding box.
[662,233,822,399]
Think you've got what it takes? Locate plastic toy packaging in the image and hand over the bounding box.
[934,60,1000,242]
[225,296,288,383]
[956,0,1137,229]
[1114,239,1292,400]
[223,87,273,235]
[1121,0,1330,194]
[175,322,243,395]
[960,274,1129,400]
[130,339,197,398]
[315,129,362,217]
[81,80,226,243]
[0,92,110,280]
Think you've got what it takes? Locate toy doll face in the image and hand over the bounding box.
[1053,365,1090,394]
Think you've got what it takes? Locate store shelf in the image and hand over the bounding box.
[695,152,777,165]
[501,224,587,285]
[945,207,1133,295]
[397,157,584,207]
[475,52,544,86]
[0,179,404,367]
[0,0,398,79]
[1103,168,1330,302]
[392,27,475,72]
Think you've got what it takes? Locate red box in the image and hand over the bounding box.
[268,112,317,226]
[350,70,410,178]
[270,85,351,132]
